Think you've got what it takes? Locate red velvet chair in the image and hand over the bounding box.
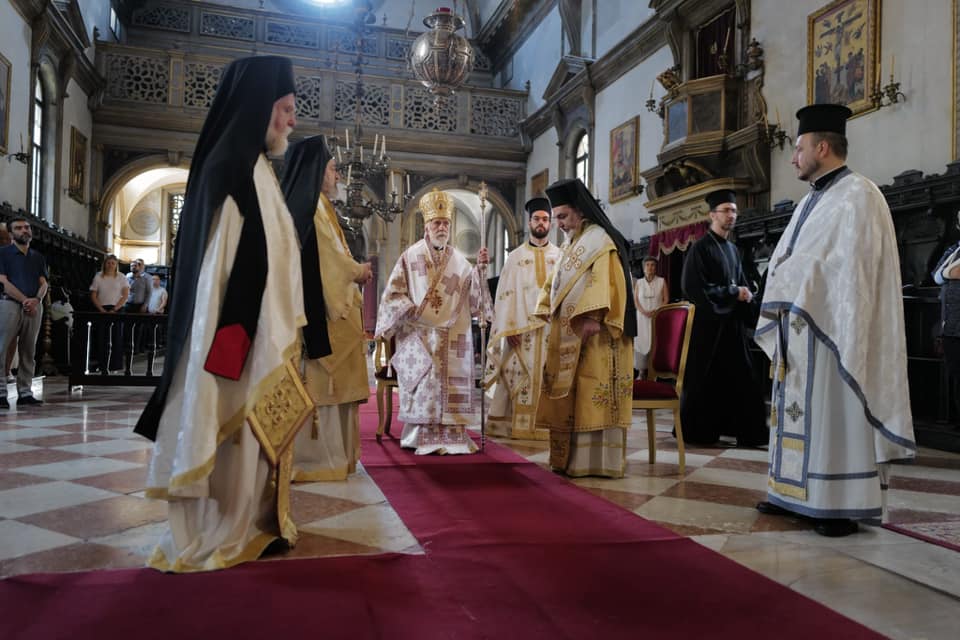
[373,337,397,443]
[632,301,695,475]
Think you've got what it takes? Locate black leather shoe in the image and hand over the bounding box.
[17,395,43,406]
[812,518,858,537]
[756,501,796,517]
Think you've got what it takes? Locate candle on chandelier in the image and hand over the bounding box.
[336,145,343,163]
[391,172,397,194]
[406,173,411,193]
[381,135,386,159]
[373,134,379,157]
[345,128,350,148]
[360,145,364,163]
[347,164,352,184]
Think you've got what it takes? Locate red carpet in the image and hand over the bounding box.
[0,394,884,639]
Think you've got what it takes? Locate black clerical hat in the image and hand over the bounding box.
[544,179,581,209]
[796,103,852,136]
[524,197,551,216]
[705,189,737,210]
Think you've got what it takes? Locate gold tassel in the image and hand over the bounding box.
[770,400,778,427]
[311,412,319,439]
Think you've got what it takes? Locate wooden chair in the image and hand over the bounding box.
[632,301,696,475]
[373,337,398,443]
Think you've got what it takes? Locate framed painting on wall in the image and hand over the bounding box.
[609,117,639,203]
[807,0,880,117]
[0,53,11,155]
[68,126,87,203]
[530,168,548,197]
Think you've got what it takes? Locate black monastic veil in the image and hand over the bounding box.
[135,56,297,441]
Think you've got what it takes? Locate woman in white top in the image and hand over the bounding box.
[89,255,129,373]
[634,255,668,377]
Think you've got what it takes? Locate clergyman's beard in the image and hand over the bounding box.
[265,129,291,157]
[427,230,448,249]
[530,225,549,239]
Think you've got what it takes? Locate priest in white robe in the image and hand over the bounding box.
[755,104,916,537]
[281,136,373,481]
[375,188,492,454]
[484,197,560,440]
[135,56,312,571]
[633,255,668,376]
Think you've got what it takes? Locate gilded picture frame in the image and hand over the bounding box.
[0,53,11,155]
[807,0,881,117]
[68,126,87,203]
[609,116,639,203]
[530,168,549,197]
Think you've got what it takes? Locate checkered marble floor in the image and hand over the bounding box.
[1,379,959,639]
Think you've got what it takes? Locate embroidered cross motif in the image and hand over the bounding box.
[562,245,586,271]
[442,273,461,295]
[790,316,806,335]
[450,333,471,358]
[424,288,443,313]
[785,401,804,423]
[411,254,431,277]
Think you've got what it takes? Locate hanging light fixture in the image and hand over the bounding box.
[332,1,409,235]
[409,6,475,98]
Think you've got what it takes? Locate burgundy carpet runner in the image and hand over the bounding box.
[0,396,884,639]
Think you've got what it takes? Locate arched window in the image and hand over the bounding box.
[30,79,44,217]
[574,132,589,187]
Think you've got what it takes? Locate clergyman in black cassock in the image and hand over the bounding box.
[680,189,768,447]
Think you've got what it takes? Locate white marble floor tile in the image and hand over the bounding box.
[839,537,960,598]
[684,466,768,491]
[91,520,168,556]
[15,456,143,480]
[293,474,387,505]
[9,417,88,428]
[0,441,41,455]
[634,496,759,533]
[626,448,715,468]
[523,449,550,464]
[300,504,421,553]
[887,488,960,514]
[572,475,679,496]
[0,520,80,560]
[0,481,117,518]
[77,427,143,440]
[888,463,960,483]
[717,448,770,462]
[53,439,153,456]
[0,427,71,441]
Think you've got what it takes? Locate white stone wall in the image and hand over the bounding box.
[0,3,32,212]
[592,1,654,60]
[754,0,954,204]
[59,79,93,235]
[594,46,674,243]
[504,6,562,114]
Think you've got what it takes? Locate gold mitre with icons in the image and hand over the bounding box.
[420,188,454,223]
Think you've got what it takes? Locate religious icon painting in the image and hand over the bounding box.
[807,0,880,117]
[68,126,88,203]
[609,116,639,203]
[530,168,548,197]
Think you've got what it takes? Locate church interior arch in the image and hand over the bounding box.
[102,165,189,267]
